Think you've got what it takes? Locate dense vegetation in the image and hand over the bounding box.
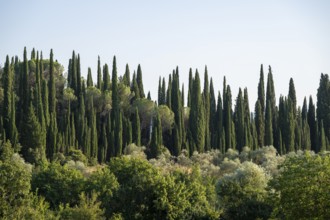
[1,47,330,219]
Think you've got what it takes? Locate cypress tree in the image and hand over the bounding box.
[136,64,145,98]
[203,66,211,151]
[18,47,31,152]
[243,88,252,147]
[171,68,182,155]
[209,78,216,148]
[103,63,110,91]
[35,53,45,130]
[188,70,205,153]
[123,64,131,87]
[49,49,56,114]
[70,51,77,92]
[234,88,245,151]
[147,91,151,100]
[20,47,30,127]
[288,78,297,116]
[97,56,102,90]
[257,64,265,112]
[265,66,276,144]
[224,85,232,150]
[255,100,264,148]
[87,67,93,87]
[132,107,141,146]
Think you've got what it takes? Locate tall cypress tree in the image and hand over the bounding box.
[203,66,211,151]
[234,88,245,151]
[49,49,56,114]
[87,67,93,87]
[19,47,30,130]
[209,78,216,148]
[265,66,276,146]
[258,64,265,113]
[243,88,252,147]
[171,68,182,156]
[111,56,122,156]
[224,85,233,150]
[136,64,145,98]
[188,70,205,153]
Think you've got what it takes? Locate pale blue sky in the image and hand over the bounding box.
[1,0,329,107]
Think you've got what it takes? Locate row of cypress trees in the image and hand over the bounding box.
[0,48,329,164]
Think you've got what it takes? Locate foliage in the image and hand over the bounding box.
[85,167,119,218]
[59,192,105,220]
[269,152,330,219]
[31,162,85,208]
[217,161,272,219]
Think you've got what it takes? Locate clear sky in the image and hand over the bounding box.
[1,0,329,108]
